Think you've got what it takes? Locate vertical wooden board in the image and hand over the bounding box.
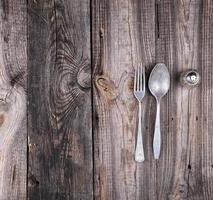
[156,0,204,199]
[174,0,203,199]
[156,0,188,199]
[172,0,203,199]
[133,1,157,199]
[154,1,177,199]
[200,0,213,199]
[28,0,92,199]
[92,0,156,199]
[0,0,27,199]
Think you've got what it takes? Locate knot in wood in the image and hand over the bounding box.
[95,75,117,100]
[77,65,91,89]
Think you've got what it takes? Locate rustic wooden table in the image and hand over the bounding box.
[0,0,212,199]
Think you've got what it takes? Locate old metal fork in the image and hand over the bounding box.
[134,64,145,162]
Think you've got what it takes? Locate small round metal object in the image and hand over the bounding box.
[180,70,200,88]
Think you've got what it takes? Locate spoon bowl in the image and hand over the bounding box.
[148,63,170,159]
[149,63,170,99]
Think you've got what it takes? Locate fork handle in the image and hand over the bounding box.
[153,100,161,159]
[135,102,145,162]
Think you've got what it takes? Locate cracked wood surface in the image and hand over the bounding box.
[0,0,213,199]
[0,0,27,199]
[28,0,92,199]
[92,0,157,199]
[92,0,213,199]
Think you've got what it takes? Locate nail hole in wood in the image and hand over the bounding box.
[28,174,39,187]
[3,36,9,43]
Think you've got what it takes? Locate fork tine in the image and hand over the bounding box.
[134,68,137,91]
[140,64,142,91]
[143,66,145,91]
[137,66,140,91]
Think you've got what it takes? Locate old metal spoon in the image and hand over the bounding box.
[148,63,170,159]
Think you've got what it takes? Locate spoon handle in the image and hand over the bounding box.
[153,101,161,159]
[135,102,145,162]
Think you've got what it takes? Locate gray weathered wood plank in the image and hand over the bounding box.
[92,0,213,199]
[199,0,213,199]
[92,0,156,199]
[0,0,27,199]
[28,0,93,199]
[155,0,202,199]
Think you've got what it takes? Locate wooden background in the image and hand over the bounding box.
[0,0,212,199]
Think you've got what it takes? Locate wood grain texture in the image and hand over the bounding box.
[92,0,213,199]
[0,0,27,199]
[200,0,213,199]
[92,0,156,199]
[155,0,202,199]
[28,0,92,199]
[0,0,211,199]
